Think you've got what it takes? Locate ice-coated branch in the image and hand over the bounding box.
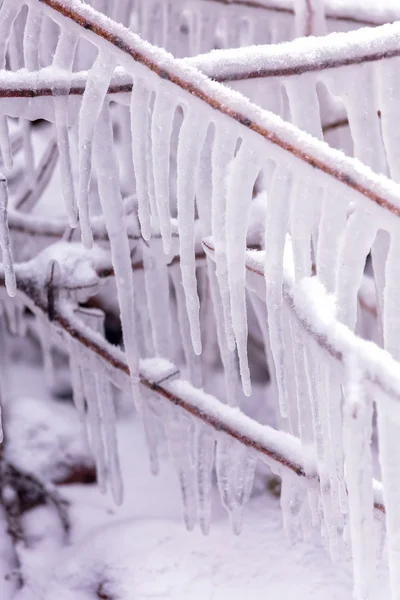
[202,238,400,405]
[200,0,398,27]
[26,0,400,224]
[187,19,400,82]
[0,243,384,514]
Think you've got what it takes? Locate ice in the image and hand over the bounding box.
[264,164,292,418]
[225,140,261,396]
[150,88,176,252]
[141,394,159,476]
[316,185,349,293]
[21,120,35,187]
[207,256,239,406]
[142,240,173,359]
[0,178,15,297]
[378,57,400,183]
[285,76,323,139]
[37,316,55,389]
[0,117,12,174]
[95,372,123,505]
[335,206,377,329]
[53,30,80,227]
[23,5,42,71]
[82,362,107,494]
[194,423,215,535]
[130,78,152,241]
[68,337,86,420]
[170,263,203,388]
[0,0,22,69]
[93,104,140,407]
[289,176,317,282]
[215,435,256,535]
[211,124,238,353]
[78,51,116,248]
[164,405,197,531]
[377,396,400,600]
[230,447,257,535]
[343,354,376,600]
[176,105,208,356]
[337,65,387,175]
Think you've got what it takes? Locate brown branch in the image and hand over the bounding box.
[322,118,349,135]
[35,0,400,223]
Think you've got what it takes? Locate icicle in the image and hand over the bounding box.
[378,56,400,182]
[164,406,197,531]
[130,79,152,240]
[142,240,173,359]
[316,186,349,293]
[225,140,261,396]
[195,424,215,535]
[264,163,291,418]
[170,263,203,387]
[94,104,141,409]
[150,89,176,252]
[0,0,22,68]
[285,77,323,139]
[249,292,280,421]
[376,393,400,600]
[216,435,236,515]
[37,317,55,389]
[0,178,15,297]
[95,372,123,505]
[23,6,42,71]
[78,51,116,248]
[81,364,108,494]
[215,435,256,534]
[293,0,326,37]
[132,267,154,358]
[52,30,79,227]
[379,234,400,597]
[211,124,238,352]
[141,395,159,475]
[68,337,86,420]
[21,120,35,187]
[289,176,319,282]
[207,256,239,406]
[343,355,376,600]
[0,118,12,173]
[280,474,306,542]
[288,316,319,525]
[338,64,387,175]
[0,0,21,171]
[230,448,257,535]
[176,104,208,355]
[336,207,377,330]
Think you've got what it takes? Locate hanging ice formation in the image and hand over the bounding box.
[8,4,400,600]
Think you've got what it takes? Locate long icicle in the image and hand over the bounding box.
[77,51,116,248]
[176,104,208,355]
[0,178,16,297]
[94,103,141,408]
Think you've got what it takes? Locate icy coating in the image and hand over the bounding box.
[2,0,400,599]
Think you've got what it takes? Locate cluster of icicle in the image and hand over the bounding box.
[2,1,400,599]
[130,0,297,57]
